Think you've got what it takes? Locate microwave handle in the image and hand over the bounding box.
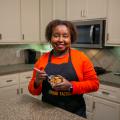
[90,25,94,43]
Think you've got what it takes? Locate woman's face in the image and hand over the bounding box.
[51,25,71,53]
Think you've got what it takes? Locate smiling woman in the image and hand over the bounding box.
[45,20,77,57]
[28,19,99,118]
[50,25,71,56]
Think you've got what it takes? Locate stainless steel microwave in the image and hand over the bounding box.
[72,19,106,48]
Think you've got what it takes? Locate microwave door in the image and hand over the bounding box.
[90,25,94,44]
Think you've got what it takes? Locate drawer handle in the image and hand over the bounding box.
[6,80,13,82]
[17,88,20,94]
[101,91,110,95]
[22,34,24,40]
[26,76,31,79]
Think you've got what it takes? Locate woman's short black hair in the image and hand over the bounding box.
[45,19,77,43]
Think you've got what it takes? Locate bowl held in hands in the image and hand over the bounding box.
[49,75,63,87]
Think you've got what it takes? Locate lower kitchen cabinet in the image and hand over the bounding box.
[84,84,120,120]
[93,84,120,120]
[0,71,42,101]
[0,73,20,100]
[93,97,120,120]
[19,71,42,100]
[19,71,32,95]
[0,85,19,100]
[84,94,94,112]
[84,94,94,120]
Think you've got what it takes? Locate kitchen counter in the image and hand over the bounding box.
[0,64,34,75]
[0,95,87,120]
[99,72,120,88]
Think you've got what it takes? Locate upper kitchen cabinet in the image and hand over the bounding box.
[40,0,67,43]
[21,0,39,43]
[0,0,39,44]
[0,0,21,43]
[105,0,120,46]
[53,0,67,20]
[67,0,86,21]
[40,0,53,43]
[67,0,108,21]
[85,0,108,20]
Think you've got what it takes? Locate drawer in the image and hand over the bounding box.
[19,71,33,84]
[0,74,19,88]
[93,84,120,103]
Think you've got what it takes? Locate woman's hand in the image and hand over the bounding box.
[34,68,47,87]
[52,77,72,91]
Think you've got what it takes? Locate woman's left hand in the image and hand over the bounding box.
[52,77,72,91]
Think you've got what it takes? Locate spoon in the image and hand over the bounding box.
[33,68,52,80]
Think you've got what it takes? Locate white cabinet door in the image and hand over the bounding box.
[0,85,19,100]
[84,94,94,112]
[20,82,30,96]
[53,0,67,20]
[0,0,21,43]
[93,97,120,120]
[106,0,120,45]
[19,71,32,95]
[84,94,94,120]
[40,0,53,43]
[67,0,107,21]
[19,71,32,84]
[21,0,39,43]
[0,74,19,100]
[67,0,86,21]
[19,71,42,100]
[86,0,108,19]
[20,82,42,100]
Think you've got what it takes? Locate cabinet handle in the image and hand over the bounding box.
[22,34,24,40]
[26,76,31,79]
[81,10,83,17]
[0,33,2,40]
[83,10,86,17]
[6,79,13,82]
[93,101,95,109]
[17,88,20,95]
[21,88,23,94]
[107,33,109,41]
[101,91,110,95]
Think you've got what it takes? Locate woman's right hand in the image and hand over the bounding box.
[34,68,47,87]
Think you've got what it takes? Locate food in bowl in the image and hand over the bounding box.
[49,75,63,86]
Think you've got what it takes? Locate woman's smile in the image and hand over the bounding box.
[55,43,65,49]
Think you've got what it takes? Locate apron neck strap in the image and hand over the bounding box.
[48,49,71,63]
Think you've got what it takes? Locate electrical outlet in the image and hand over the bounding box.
[16,50,21,58]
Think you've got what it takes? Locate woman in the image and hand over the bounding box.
[28,19,99,118]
